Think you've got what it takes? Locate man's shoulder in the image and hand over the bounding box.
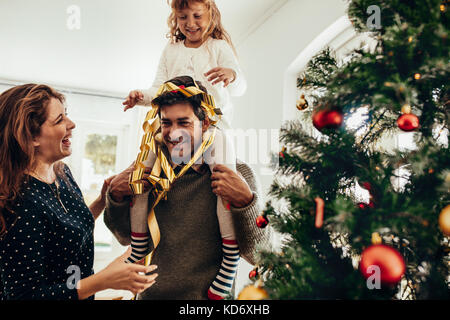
[236,160,255,177]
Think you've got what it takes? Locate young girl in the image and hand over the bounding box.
[123,0,247,300]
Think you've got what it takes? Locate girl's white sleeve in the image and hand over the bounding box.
[217,41,247,97]
[138,44,170,106]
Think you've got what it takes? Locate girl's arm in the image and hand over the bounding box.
[217,40,247,97]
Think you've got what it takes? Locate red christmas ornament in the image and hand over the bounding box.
[256,215,269,228]
[249,269,259,280]
[359,244,405,285]
[313,109,343,131]
[362,182,372,192]
[397,113,419,132]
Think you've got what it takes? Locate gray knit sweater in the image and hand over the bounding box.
[103,160,271,300]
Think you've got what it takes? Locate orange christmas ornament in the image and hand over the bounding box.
[439,205,450,236]
[315,197,324,228]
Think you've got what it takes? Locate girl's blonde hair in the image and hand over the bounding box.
[167,0,236,53]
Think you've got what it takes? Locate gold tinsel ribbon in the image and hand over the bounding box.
[129,81,220,268]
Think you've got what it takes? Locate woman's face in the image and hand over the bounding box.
[33,98,76,164]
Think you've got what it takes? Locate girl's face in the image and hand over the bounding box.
[176,2,210,48]
[33,98,76,164]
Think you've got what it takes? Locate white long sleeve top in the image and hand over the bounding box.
[139,38,247,125]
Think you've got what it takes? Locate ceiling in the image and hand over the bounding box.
[0,0,286,95]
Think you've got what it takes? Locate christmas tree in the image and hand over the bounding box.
[253,0,449,300]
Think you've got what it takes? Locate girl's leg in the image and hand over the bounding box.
[127,153,156,264]
[205,128,240,300]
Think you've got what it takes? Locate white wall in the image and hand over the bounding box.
[232,0,348,195]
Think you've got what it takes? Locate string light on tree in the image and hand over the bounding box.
[371,232,382,245]
[401,104,412,114]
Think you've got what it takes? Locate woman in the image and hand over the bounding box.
[0,84,158,300]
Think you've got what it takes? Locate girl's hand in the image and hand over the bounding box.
[99,248,158,296]
[123,90,144,111]
[205,67,236,87]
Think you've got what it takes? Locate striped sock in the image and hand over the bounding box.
[126,232,150,264]
[208,239,240,300]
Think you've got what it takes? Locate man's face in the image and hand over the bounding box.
[160,102,208,164]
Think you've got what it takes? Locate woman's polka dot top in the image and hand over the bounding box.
[0,164,95,300]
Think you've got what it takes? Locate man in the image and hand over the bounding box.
[104,76,271,300]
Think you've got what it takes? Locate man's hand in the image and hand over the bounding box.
[109,163,153,203]
[210,165,254,208]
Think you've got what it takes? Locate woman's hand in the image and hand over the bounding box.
[89,177,115,220]
[99,248,158,295]
[205,67,236,87]
[77,248,158,299]
[123,90,144,111]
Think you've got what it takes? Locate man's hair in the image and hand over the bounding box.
[152,76,207,121]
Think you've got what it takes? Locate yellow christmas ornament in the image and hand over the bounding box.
[439,205,450,236]
[238,281,269,300]
[296,94,309,111]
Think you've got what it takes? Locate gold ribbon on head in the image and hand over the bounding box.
[129,81,219,267]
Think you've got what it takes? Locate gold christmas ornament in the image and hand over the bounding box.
[371,232,382,245]
[296,94,309,111]
[408,36,413,43]
[401,104,412,114]
[237,285,269,300]
[439,205,450,236]
[414,73,422,80]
